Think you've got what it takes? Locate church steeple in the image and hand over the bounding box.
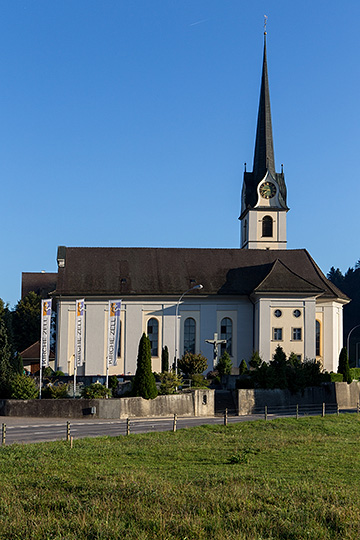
[239,26,288,250]
[253,33,275,182]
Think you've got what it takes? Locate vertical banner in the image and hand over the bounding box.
[75,299,85,368]
[40,299,52,367]
[107,300,121,367]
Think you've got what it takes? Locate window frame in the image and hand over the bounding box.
[272,327,283,341]
[183,317,196,354]
[220,317,233,357]
[147,317,159,357]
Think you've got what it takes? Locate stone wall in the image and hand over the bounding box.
[237,382,360,415]
[0,389,214,419]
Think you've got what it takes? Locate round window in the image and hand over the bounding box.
[274,309,282,318]
[293,309,301,318]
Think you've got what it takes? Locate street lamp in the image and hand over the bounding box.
[346,325,360,365]
[174,284,203,371]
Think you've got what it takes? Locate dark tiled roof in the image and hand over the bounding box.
[20,340,55,360]
[22,273,57,299]
[54,246,349,301]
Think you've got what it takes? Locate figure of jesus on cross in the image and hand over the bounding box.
[205,332,227,370]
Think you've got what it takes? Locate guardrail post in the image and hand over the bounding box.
[126,418,130,435]
[357,402,359,415]
[322,403,325,417]
[173,413,177,432]
[1,424,5,446]
[66,421,70,442]
[296,404,299,420]
[264,405,268,421]
[337,404,339,416]
[224,408,228,426]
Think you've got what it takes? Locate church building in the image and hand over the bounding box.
[45,33,348,377]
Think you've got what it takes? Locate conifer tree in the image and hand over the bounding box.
[161,345,169,373]
[132,333,158,399]
[338,347,352,384]
[239,359,248,375]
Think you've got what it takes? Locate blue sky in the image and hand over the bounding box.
[1,1,359,307]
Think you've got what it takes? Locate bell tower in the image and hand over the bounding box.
[239,29,288,249]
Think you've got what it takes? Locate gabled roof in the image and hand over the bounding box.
[253,259,324,295]
[54,246,349,302]
[20,340,55,360]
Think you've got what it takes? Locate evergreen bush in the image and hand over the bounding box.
[215,351,232,377]
[158,371,183,394]
[249,351,262,369]
[338,347,352,384]
[42,382,69,399]
[10,374,39,399]
[80,382,111,399]
[178,352,208,377]
[161,346,169,373]
[132,333,158,399]
[239,359,248,375]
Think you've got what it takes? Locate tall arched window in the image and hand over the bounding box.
[316,320,321,357]
[220,317,232,356]
[147,318,159,357]
[262,215,273,237]
[184,317,196,354]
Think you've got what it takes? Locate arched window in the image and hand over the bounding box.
[262,215,273,237]
[316,320,321,357]
[184,317,196,354]
[147,318,159,357]
[220,317,232,356]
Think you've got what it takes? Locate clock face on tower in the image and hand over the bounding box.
[259,181,277,199]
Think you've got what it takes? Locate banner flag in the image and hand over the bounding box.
[75,299,85,368]
[107,300,121,367]
[40,299,52,367]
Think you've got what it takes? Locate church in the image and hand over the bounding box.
[35,32,348,377]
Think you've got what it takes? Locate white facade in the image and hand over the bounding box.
[55,290,344,376]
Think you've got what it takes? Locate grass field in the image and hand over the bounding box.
[0,415,360,539]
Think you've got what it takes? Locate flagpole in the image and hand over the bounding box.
[73,361,77,398]
[39,363,42,399]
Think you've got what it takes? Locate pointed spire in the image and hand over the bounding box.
[252,32,275,181]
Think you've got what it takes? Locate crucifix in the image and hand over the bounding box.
[205,332,227,370]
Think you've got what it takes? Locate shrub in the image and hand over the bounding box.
[216,351,232,377]
[81,382,111,399]
[10,374,38,400]
[189,373,210,388]
[108,375,119,396]
[42,382,69,399]
[350,368,360,381]
[43,366,54,379]
[158,371,183,395]
[239,359,248,375]
[249,351,262,369]
[178,352,208,377]
[329,372,344,382]
[132,333,158,399]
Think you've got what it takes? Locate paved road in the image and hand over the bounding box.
[0,415,263,445]
[0,407,354,446]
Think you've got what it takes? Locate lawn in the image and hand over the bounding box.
[0,415,359,539]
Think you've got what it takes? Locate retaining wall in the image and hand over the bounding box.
[237,382,360,415]
[0,389,214,419]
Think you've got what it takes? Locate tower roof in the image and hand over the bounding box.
[253,33,275,180]
[241,32,288,215]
